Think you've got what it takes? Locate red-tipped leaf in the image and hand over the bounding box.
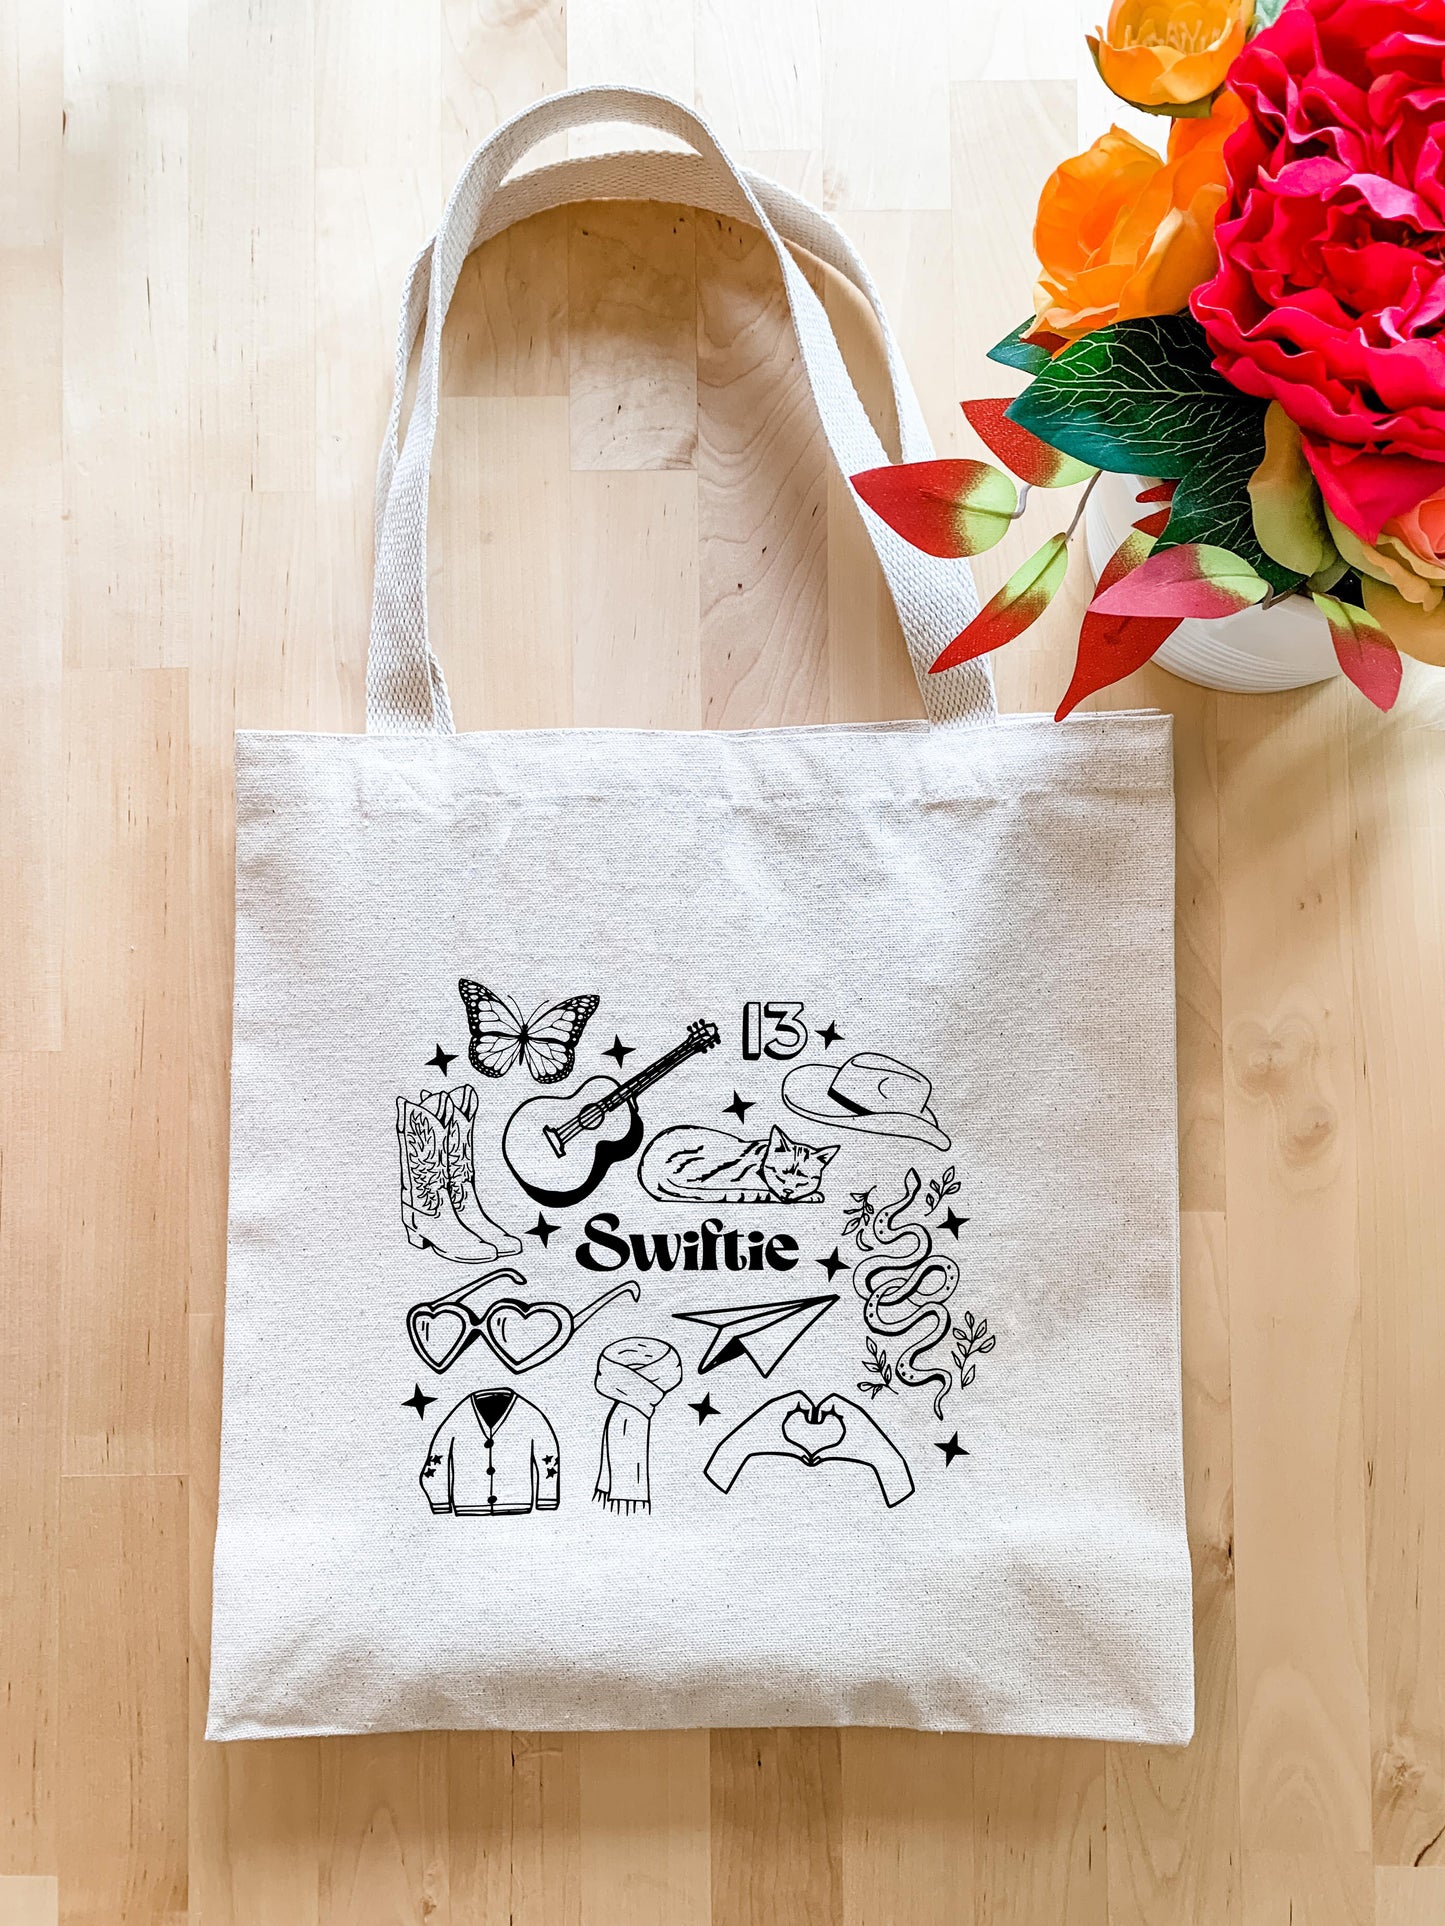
[1134,481,1177,505]
[961,398,1096,488]
[930,533,1071,673]
[1088,542,1271,619]
[1056,529,1181,717]
[1133,507,1172,537]
[851,458,1016,559]
[1312,593,1402,710]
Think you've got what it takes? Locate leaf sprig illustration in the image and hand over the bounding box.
[842,1188,875,1239]
[951,1310,997,1389]
[925,1165,961,1213]
[857,1336,897,1400]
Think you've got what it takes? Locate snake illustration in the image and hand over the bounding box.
[852,1169,960,1419]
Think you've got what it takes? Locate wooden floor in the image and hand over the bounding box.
[4,2,1444,1922]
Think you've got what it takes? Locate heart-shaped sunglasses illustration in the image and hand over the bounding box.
[406,1269,641,1375]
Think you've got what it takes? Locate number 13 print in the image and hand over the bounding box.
[742,1001,809,1061]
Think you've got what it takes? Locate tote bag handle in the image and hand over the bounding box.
[368,85,994,735]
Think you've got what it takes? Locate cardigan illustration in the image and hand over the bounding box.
[420,1387,561,1516]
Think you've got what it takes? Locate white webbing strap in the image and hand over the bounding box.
[368,86,993,735]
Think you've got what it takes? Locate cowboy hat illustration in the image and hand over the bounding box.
[781,1052,950,1152]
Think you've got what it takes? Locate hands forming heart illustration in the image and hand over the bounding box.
[780,1400,847,1463]
[704,1390,915,1506]
[406,1271,641,1375]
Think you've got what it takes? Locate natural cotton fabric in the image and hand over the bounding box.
[206,86,1194,1744]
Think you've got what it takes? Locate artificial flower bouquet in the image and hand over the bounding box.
[855,0,1445,714]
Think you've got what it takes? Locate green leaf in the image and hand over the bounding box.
[1248,401,1338,577]
[1250,0,1291,32]
[1006,314,1304,593]
[986,318,1059,377]
[1089,542,1272,618]
[930,533,1072,673]
[1312,593,1402,709]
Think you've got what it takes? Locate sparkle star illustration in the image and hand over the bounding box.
[816,1247,848,1282]
[938,1207,970,1239]
[936,1432,969,1467]
[690,1394,719,1423]
[426,1044,457,1075]
[527,1213,560,1246]
[723,1091,755,1124]
[603,1036,635,1067]
[816,1021,843,1049]
[403,1384,436,1419]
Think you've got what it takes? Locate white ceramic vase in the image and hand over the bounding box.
[1084,468,1339,693]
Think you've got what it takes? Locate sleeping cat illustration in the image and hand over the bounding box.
[639,1123,838,1204]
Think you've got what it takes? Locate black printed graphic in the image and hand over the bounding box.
[703,1392,914,1507]
[782,1052,952,1152]
[936,1432,969,1466]
[406,1272,641,1375]
[742,1000,809,1061]
[816,1247,848,1282]
[816,1020,843,1050]
[502,1020,721,1207]
[396,1086,524,1262]
[407,1268,525,1374]
[420,1387,560,1516]
[674,1293,839,1376]
[638,1122,837,1205]
[925,1165,962,1213]
[722,1091,755,1124]
[458,980,600,1083]
[403,1383,436,1419]
[951,1309,997,1390]
[426,1044,457,1075]
[481,1281,641,1374]
[593,1337,682,1514]
[690,1393,720,1423]
[851,1169,961,1419]
[938,1206,969,1239]
[603,1036,634,1067]
[525,1212,559,1246]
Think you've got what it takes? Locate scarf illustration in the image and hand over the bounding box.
[593,1336,681,1513]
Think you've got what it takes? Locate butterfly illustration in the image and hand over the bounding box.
[458,980,600,1084]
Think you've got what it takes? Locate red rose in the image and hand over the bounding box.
[1191,0,1445,542]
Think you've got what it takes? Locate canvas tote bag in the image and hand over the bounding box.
[207,85,1194,1743]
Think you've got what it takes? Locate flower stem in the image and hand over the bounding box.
[1063,468,1102,542]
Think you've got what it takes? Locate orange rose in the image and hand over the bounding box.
[1089,0,1253,112]
[1032,90,1246,343]
[1327,484,1445,665]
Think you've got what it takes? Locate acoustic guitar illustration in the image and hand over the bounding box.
[502,1019,721,1206]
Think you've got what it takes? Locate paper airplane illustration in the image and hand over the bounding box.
[673,1294,839,1377]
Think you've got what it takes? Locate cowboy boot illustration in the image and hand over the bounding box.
[396,1097,500,1262]
[420,1085,523,1257]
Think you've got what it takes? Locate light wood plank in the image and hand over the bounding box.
[578,1732,711,1926]
[838,1732,973,1926]
[1350,707,1445,1872]
[710,1729,843,1926]
[188,0,314,493]
[62,0,189,671]
[1107,1213,1241,1924]
[57,1475,188,1924]
[1219,688,1375,1917]
[59,671,189,1476]
[0,1879,59,1926]
[568,201,698,472]
[0,1057,60,1875]
[570,469,701,729]
[696,212,828,727]
[433,396,575,731]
